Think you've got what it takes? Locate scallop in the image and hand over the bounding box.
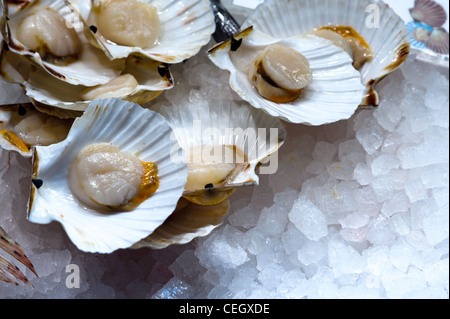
[28,98,188,253]
[66,0,216,63]
[248,43,313,104]
[0,46,173,118]
[0,103,73,157]
[409,0,447,28]
[154,99,286,205]
[208,27,365,125]
[242,0,411,108]
[2,0,125,86]
[425,28,449,55]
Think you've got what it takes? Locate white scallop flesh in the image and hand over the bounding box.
[95,0,160,48]
[185,145,246,191]
[68,143,144,208]
[80,74,139,100]
[12,112,71,146]
[247,43,312,103]
[306,29,353,59]
[16,7,81,58]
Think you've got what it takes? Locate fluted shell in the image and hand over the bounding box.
[0,103,73,157]
[425,27,449,55]
[132,198,230,249]
[67,0,215,63]
[28,98,188,253]
[154,99,286,195]
[208,27,365,125]
[1,0,125,86]
[0,45,173,118]
[242,0,411,108]
[409,0,447,28]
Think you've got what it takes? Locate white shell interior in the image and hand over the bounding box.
[242,0,411,105]
[2,0,125,86]
[208,27,366,125]
[28,99,188,253]
[67,0,216,63]
[154,99,286,189]
[0,47,173,113]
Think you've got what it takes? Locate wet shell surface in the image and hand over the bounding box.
[154,99,286,204]
[0,103,72,157]
[409,0,447,28]
[242,0,411,108]
[28,98,188,253]
[67,0,216,63]
[208,27,365,125]
[0,45,173,117]
[132,198,230,250]
[1,0,125,86]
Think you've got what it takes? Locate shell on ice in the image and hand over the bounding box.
[66,0,216,63]
[132,197,230,249]
[208,27,366,125]
[154,99,286,205]
[242,0,411,109]
[0,103,73,157]
[409,0,447,28]
[1,0,125,86]
[0,44,174,118]
[28,98,188,253]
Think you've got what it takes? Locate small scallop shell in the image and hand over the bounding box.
[154,98,286,196]
[67,0,216,63]
[0,103,73,157]
[242,0,411,108]
[208,27,365,125]
[2,0,125,86]
[132,198,230,249]
[0,46,173,117]
[28,98,188,253]
[407,21,433,50]
[409,0,447,28]
[425,27,449,54]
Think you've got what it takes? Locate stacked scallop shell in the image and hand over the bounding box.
[0,0,412,253]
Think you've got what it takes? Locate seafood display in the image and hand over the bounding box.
[241,0,411,109]
[208,27,366,125]
[66,0,216,62]
[407,0,449,55]
[29,99,188,253]
[0,0,415,289]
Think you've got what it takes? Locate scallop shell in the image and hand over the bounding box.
[409,0,447,28]
[132,197,230,249]
[154,99,286,196]
[407,21,434,50]
[425,27,449,54]
[28,98,188,253]
[0,45,173,117]
[242,0,411,108]
[67,0,216,63]
[0,103,73,157]
[208,27,366,125]
[1,0,125,86]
